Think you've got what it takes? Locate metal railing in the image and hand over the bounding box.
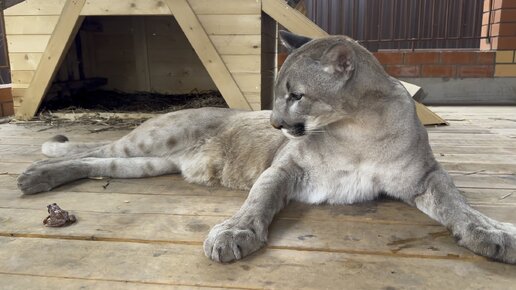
[303,0,487,51]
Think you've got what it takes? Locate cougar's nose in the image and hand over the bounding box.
[270,114,283,130]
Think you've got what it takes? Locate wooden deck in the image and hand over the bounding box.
[1,106,516,289]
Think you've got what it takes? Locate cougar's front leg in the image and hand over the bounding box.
[204,165,298,263]
[18,157,178,195]
[413,168,516,264]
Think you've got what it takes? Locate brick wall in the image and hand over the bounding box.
[277,50,497,79]
[0,87,14,117]
[481,0,516,50]
[374,51,495,78]
[495,50,516,76]
[481,0,516,76]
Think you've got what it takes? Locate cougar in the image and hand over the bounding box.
[17,31,516,264]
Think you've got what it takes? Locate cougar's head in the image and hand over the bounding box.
[270,31,390,138]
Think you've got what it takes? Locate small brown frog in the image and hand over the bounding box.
[43,203,77,227]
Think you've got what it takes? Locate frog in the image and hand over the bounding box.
[43,203,77,227]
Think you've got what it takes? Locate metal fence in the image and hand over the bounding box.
[303,0,486,51]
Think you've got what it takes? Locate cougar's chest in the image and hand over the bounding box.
[294,154,383,205]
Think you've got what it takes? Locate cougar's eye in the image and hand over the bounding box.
[289,93,304,101]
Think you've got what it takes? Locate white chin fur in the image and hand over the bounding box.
[281,128,303,139]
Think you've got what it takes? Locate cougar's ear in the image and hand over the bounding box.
[279,30,312,53]
[320,44,354,79]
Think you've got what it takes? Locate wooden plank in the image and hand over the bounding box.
[2,178,516,225]
[132,17,151,91]
[165,0,251,110]
[249,102,261,110]
[188,0,261,15]
[0,273,208,290]
[244,92,261,103]
[80,0,172,15]
[221,55,261,73]
[10,71,34,85]
[15,0,86,120]
[8,53,42,71]
[4,16,59,34]
[415,102,447,126]
[210,35,261,55]
[6,35,51,53]
[262,0,327,38]
[198,15,261,35]
[0,207,478,259]
[0,237,515,289]
[4,0,66,16]
[233,73,260,93]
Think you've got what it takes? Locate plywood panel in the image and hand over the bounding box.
[149,62,217,93]
[6,35,51,53]
[4,0,66,16]
[10,71,34,85]
[233,73,260,93]
[210,35,261,54]
[4,16,59,34]
[166,0,251,109]
[222,55,260,73]
[9,53,42,70]
[80,0,172,15]
[244,92,261,103]
[15,0,86,120]
[198,15,261,35]
[188,0,261,14]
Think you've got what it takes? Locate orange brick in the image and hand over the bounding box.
[498,23,516,36]
[478,52,496,64]
[496,50,515,62]
[498,36,516,49]
[277,52,288,67]
[457,65,495,77]
[500,0,516,9]
[404,52,440,64]
[384,65,420,77]
[441,52,477,64]
[373,52,404,65]
[495,63,516,76]
[500,8,516,22]
[421,65,456,77]
[0,88,12,102]
[483,10,502,24]
[0,102,14,117]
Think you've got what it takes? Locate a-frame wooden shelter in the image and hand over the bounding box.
[5,0,444,124]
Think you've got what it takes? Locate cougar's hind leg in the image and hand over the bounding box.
[412,167,516,264]
[42,135,111,157]
[17,157,180,195]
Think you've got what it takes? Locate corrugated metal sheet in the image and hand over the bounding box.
[303,0,485,51]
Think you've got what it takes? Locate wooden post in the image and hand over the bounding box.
[15,0,86,120]
[262,0,327,38]
[165,0,252,110]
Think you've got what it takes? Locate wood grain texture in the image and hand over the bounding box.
[2,107,516,287]
[165,0,251,110]
[14,0,86,120]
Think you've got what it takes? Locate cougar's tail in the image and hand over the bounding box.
[42,135,110,157]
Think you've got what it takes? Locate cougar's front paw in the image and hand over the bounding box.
[17,163,56,195]
[457,222,516,264]
[204,220,266,263]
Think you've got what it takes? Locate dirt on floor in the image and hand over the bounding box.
[15,90,228,131]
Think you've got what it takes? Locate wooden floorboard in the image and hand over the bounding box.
[1,106,516,289]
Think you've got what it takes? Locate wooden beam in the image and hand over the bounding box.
[165,0,251,110]
[15,0,86,120]
[262,0,327,38]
